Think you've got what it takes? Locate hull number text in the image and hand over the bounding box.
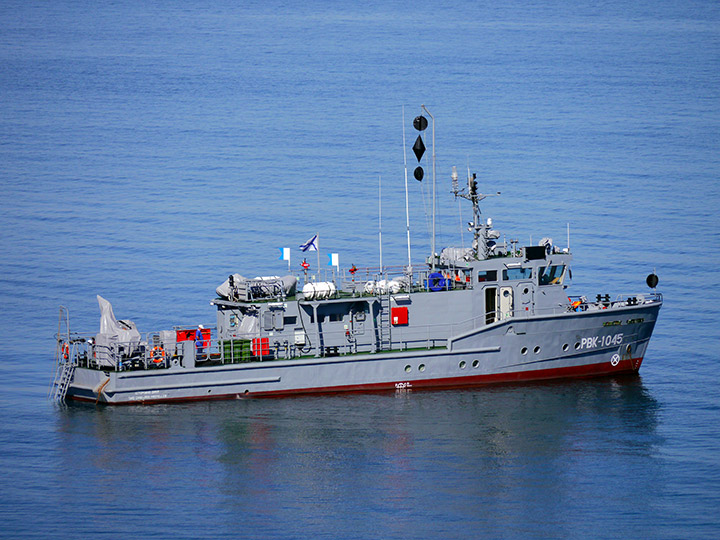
[579,333,623,350]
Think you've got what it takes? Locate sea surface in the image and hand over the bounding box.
[1,1,719,538]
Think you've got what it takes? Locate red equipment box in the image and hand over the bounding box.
[391,306,408,326]
[176,328,211,347]
[252,337,270,356]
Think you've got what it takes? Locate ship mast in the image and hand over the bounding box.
[452,166,500,260]
[421,105,436,271]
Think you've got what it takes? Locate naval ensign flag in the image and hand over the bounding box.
[300,234,320,274]
[299,234,318,252]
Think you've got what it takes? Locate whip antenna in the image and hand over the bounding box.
[402,106,412,270]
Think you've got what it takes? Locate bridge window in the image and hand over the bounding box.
[538,265,566,286]
[477,270,497,283]
[503,267,532,281]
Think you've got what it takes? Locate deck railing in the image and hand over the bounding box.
[57,291,661,372]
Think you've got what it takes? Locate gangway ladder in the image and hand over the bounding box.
[378,291,392,352]
[49,306,76,403]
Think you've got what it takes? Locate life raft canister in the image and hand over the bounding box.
[151,346,166,364]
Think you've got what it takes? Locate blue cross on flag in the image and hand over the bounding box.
[300,234,318,252]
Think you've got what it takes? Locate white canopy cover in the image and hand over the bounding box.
[97,295,141,344]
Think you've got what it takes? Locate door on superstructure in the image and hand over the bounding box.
[519,282,534,315]
[499,286,514,320]
[484,287,497,324]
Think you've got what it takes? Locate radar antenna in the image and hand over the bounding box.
[451,166,500,260]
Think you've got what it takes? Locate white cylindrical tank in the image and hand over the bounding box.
[317,281,336,299]
[388,278,402,294]
[302,282,337,300]
[302,282,316,300]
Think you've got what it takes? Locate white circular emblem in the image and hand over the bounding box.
[610,354,620,367]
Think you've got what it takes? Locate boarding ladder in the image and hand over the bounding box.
[378,291,392,352]
[49,306,76,404]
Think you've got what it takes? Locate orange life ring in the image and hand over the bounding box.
[62,342,69,360]
[151,346,166,364]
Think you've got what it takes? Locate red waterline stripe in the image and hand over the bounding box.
[68,357,644,405]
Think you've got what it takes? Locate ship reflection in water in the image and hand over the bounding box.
[56,376,661,537]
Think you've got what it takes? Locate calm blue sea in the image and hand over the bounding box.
[1,0,719,538]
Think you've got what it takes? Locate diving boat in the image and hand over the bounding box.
[50,116,662,405]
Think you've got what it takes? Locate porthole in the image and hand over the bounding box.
[472,360,479,368]
[521,347,528,355]
[404,365,411,373]
[563,343,569,352]
[534,346,541,354]
[523,288,529,294]
[459,361,466,369]
[574,342,581,350]
[419,364,426,372]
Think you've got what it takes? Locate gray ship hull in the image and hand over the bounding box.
[65,302,659,405]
